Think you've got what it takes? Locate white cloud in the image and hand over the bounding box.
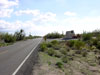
[63,16,100,33]
[32,12,56,23]
[15,9,40,16]
[0,0,19,9]
[15,9,56,23]
[64,11,77,16]
[0,0,19,18]
[0,9,13,17]
[1,15,100,35]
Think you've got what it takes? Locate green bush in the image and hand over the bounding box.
[47,48,55,56]
[82,32,92,41]
[97,42,100,49]
[54,51,63,58]
[56,62,63,68]
[62,56,69,63]
[74,40,85,49]
[40,42,47,52]
[67,40,85,49]
[66,40,75,47]
[46,42,53,47]
[60,48,67,55]
[82,51,87,57]
[14,29,25,41]
[45,32,64,39]
[51,40,59,45]
[3,33,16,43]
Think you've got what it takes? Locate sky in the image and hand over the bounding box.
[0,0,100,36]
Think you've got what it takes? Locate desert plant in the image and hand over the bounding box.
[96,42,100,49]
[54,51,63,58]
[56,62,63,68]
[74,40,85,49]
[47,48,55,56]
[66,40,75,48]
[51,40,59,45]
[46,42,53,48]
[62,56,69,63]
[3,33,16,43]
[60,48,67,55]
[14,29,25,41]
[82,32,92,41]
[45,32,63,39]
[40,42,47,52]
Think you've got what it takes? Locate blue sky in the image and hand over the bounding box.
[0,0,100,35]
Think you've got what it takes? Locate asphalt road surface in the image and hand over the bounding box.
[0,38,42,75]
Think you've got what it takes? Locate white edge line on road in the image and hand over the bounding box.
[12,39,42,75]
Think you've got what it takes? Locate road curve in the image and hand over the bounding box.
[0,38,42,75]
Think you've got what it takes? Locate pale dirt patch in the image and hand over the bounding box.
[32,63,65,75]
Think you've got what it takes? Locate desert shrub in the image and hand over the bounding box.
[60,48,67,55]
[14,29,25,41]
[56,62,63,68]
[96,42,100,49]
[75,50,81,54]
[82,51,87,57]
[52,44,61,50]
[62,56,69,63]
[48,61,51,65]
[47,48,55,56]
[54,51,63,58]
[67,40,85,49]
[74,40,85,49]
[45,32,63,39]
[93,39,98,45]
[3,33,16,43]
[40,42,47,52]
[46,42,53,48]
[51,40,59,45]
[82,32,92,41]
[66,40,75,47]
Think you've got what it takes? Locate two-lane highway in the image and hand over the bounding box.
[0,38,42,75]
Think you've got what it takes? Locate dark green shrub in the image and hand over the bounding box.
[74,40,85,49]
[47,48,55,56]
[14,29,25,41]
[62,56,68,63]
[46,42,52,47]
[82,32,92,41]
[66,40,75,47]
[51,40,59,45]
[92,39,98,45]
[40,42,47,52]
[56,62,63,68]
[45,32,63,39]
[82,51,87,57]
[4,33,16,43]
[97,42,100,49]
[67,40,85,49]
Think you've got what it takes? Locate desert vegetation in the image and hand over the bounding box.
[0,29,41,47]
[44,32,64,39]
[33,30,100,75]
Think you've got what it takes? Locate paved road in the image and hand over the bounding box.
[0,38,42,75]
